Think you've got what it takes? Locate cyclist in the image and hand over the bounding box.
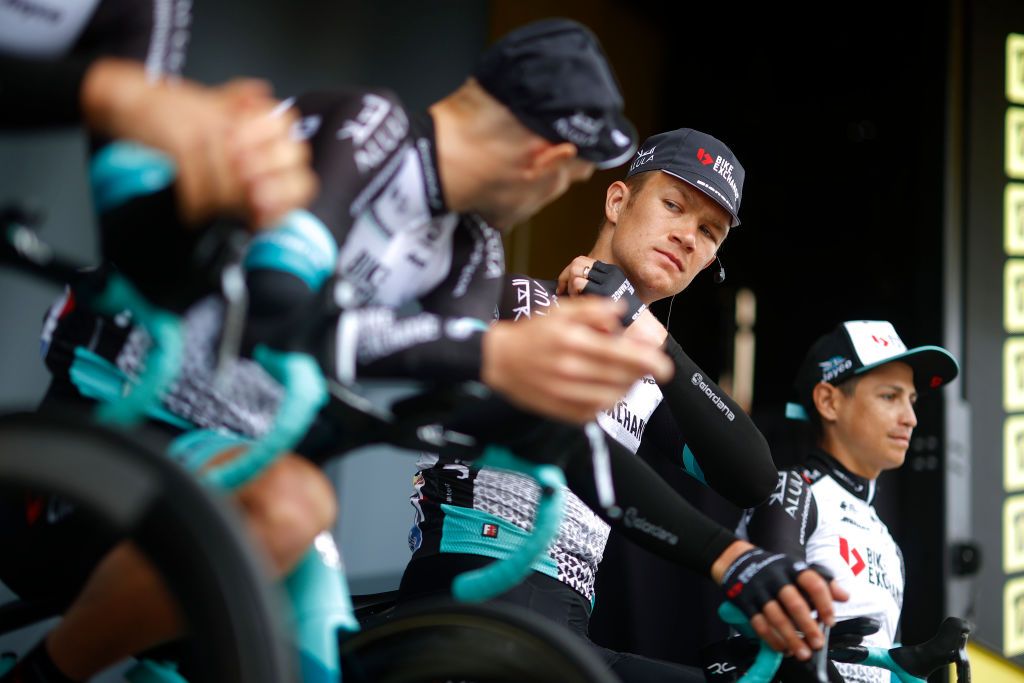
[735,320,958,682]
[398,129,848,681]
[14,18,671,683]
[0,0,317,230]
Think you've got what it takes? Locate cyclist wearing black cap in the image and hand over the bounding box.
[400,129,847,681]
[23,19,670,683]
[735,321,959,683]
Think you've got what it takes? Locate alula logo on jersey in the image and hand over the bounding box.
[768,472,807,521]
[819,355,853,382]
[339,93,410,174]
[690,373,736,422]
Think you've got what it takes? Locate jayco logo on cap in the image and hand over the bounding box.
[844,321,908,366]
[630,145,657,172]
[819,355,854,382]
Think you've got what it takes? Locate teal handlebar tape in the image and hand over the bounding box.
[204,347,327,491]
[718,602,784,683]
[92,274,183,427]
[862,647,925,683]
[452,446,566,603]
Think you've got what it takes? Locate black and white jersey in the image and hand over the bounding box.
[737,450,905,683]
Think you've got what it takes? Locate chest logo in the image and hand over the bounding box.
[839,536,866,576]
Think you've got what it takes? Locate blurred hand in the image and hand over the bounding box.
[82,58,317,229]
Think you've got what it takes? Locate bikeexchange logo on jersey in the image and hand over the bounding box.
[691,373,735,422]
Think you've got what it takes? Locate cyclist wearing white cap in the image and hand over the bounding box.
[734,320,959,683]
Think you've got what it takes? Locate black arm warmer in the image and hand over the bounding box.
[741,470,818,559]
[565,433,737,577]
[660,334,777,507]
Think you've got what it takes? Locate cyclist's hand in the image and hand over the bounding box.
[81,59,316,229]
[556,255,596,296]
[482,297,673,424]
[713,543,849,661]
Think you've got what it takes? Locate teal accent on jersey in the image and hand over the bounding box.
[244,210,338,290]
[682,445,706,485]
[91,142,176,212]
[68,347,192,430]
[438,504,558,580]
[167,430,252,473]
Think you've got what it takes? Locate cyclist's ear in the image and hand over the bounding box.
[812,382,842,423]
[604,181,628,227]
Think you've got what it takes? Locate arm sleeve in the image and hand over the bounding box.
[656,333,778,507]
[740,470,818,559]
[563,431,738,577]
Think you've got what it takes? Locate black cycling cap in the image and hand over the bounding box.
[474,18,638,170]
[786,320,960,421]
[626,128,745,228]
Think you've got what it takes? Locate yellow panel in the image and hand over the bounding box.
[1010,34,1024,106]
[1004,339,1024,411]
[1006,578,1024,657]
[1007,184,1024,255]
[963,641,1024,681]
[1008,109,1024,179]
[1007,262,1024,332]
[1006,499,1024,574]
[1007,417,1024,492]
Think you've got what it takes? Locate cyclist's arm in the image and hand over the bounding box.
[649,332,777,507]
[740,471,819,559]
[564,433,736,574]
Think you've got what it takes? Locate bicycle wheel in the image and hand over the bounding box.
[340,599,619,683]
[0,411,295,683]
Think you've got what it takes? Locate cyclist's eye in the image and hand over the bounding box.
[663,199,680,212]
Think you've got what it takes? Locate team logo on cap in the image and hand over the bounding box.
[629,145,657,172]
[819,355,854,382]
[696,148,714,165]
[554,111,604,147]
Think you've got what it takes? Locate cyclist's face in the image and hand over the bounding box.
[830,362,919,478]
[607,172,730,303]
[494,156,595,230]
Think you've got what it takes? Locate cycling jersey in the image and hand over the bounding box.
[405,275,777,603]
[42,87,504,449]
[736,449,906,683]
[0,0,191,127]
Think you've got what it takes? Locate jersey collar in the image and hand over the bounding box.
[409,111,448,217]
[806,449,876,504]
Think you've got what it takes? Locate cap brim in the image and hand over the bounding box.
[579,112,639,170]
[659,169,741,228]
[853,345,960,391]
